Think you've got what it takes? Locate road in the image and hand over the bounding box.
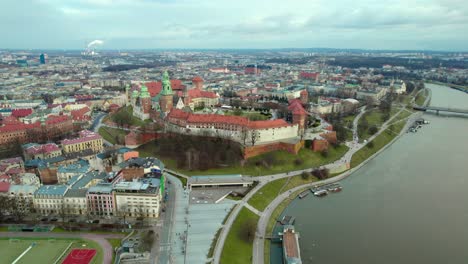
[156,173,185,264]
[91,112,114,147]
[0,232,124,264]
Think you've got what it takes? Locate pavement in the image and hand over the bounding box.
[0,232,124,264]
[156,173,186,264]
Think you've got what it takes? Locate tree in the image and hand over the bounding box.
[368,125,378,135]
[112,109,133,128]
[240,127,249,146]
[367,141,375,148]
[301,171,310,180]
[320,149,329,158]
[232,108,243,116]
[239,218,257,243]
[250,130,260,146]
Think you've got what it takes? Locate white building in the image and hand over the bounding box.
[114,179,161,218]
[33,185,68,215]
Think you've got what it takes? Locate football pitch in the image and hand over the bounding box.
[0,238,102,264]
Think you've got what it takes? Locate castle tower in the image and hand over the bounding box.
[139,84,151,114]
[159,71,174,112]
[192,76,204,90]
[131,90,139,107]
[300,89,309,105]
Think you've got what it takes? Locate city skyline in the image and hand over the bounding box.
[1,0,467,51]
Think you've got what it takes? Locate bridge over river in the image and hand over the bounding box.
[413,105,468,115]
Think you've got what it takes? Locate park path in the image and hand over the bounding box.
[0,232,124,264]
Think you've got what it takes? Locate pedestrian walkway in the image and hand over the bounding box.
[244,203,262,216]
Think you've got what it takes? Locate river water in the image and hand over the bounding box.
[271,83,468,264]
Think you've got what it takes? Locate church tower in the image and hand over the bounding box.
[159,71,174,112]
[139,84,151,114]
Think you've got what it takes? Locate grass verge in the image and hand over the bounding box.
[248,175,318,211]
[220,208,260,264]
[142,145,348,177]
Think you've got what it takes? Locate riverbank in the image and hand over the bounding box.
[271,84,468,264]
[257,109,422,264]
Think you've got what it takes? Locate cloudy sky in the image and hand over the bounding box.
[1,0,467,50]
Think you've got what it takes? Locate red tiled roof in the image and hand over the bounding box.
[144,82,163,97]
[300,72,319,79]
[1,116,22,125]
[144,79,185,97]
[192,76,203,82]
[71,106,91,121]
[46,115,71,125]
[288,99,308,115]
[12,108,33,118]
[25,143,60,155]
[62,130,102,145]
[168,109,291,129]
[0,122,40,133]
[167,109,190,119]
[0,181,10,192]
[187,89,217,99]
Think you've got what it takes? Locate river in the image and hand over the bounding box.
[271,83,468,264]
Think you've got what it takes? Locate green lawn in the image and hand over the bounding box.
[0,238,103,264]
[113,106,151,127]
[142,145,349,177]
[343,114,357,128]
[248,175,318,211]
[51,227,126,235]
[107,238,122,263]
[224,110,270,121]
[415,90,428,106]
[220,208,260,264]
[248,178,287,211]
[98,127,128,144]
[359,108,398,142]
[351,118,407,168]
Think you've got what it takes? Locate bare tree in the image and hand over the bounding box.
[240,127,248,146]
[250,130,260,146]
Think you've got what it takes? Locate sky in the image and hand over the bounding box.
[1,0,467,51]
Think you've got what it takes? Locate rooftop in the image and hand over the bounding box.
[35,185,69,196]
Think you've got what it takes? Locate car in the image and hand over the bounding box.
[68,219,76,223]
[92,220,100,224]
[41,218,48,222]
[50,218,58,222]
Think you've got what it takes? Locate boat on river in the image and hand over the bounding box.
[313,190,328,197]
[298,190,310,199]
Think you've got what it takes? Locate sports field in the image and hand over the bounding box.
[0,238,102,264]
[62,249,97,264]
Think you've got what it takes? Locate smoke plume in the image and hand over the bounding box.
[87,40,104,48]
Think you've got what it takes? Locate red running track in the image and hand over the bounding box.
[62,249,97,264]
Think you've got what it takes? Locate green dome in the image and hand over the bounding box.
[140,84,150,98]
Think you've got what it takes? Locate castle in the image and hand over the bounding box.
[128,71,219,120]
